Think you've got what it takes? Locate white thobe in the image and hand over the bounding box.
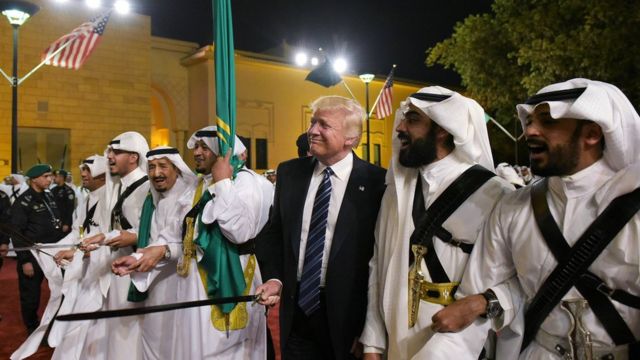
[130,178,193,360]
[99,167,149,359]
[443,159,640,359]
[11,186,108,360]
[176,169,271,359]
[360,151,513,359]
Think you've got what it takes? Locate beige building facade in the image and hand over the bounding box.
[1,1,426,180]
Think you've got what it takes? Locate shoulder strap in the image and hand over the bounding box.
[410,165,495,282]
[82,202,98,233]
[522,179,640,351]
[111,175,148,230]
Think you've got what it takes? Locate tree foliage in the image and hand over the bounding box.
[427,0,640,123]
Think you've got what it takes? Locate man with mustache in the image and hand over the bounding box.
[111,146,197,359]
[256,96,386,359]
[81,131,150,359]
[172,126,272,359]
[427,79,640,359]
[360,87,513,359]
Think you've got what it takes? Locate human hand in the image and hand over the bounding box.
[0,244,8,257]
[255,279,282,306]
[112,255,137,276]
[211,150,233,183]
[54,249,75,267]
[130,246,167,272]
[104,231,137,249]
[362,352,382,360]
[431,294,487,333]
[22,262,35,277]
[350,338,364,358]
[80,233,105,252]
[62,225,70,233]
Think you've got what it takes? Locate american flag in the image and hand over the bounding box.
[376,67,395,119]
[42,11,111,70]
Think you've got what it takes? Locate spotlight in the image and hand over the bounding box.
[85,0,101,9]
[310,57,319,66]
[294,52,308,66]
[114,0,130,14]
[333,58,347,74]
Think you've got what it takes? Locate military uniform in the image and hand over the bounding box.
[11,188,65,332]
[52,183,76,233]
[0,191,10,268]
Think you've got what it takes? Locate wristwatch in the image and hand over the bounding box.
[163,245,171,260]
[481,289,503,319]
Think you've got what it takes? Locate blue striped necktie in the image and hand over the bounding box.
[298,167,334,315]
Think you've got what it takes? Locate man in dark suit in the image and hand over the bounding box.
[256,96,386,359]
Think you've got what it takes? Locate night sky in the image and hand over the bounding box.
[136,0,493,85]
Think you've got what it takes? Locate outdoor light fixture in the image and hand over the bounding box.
[359,73,374,83]
[0,0,40,173]
[114,0,130,14]
[333,58,347,73]
[1,0,39,26]
[294,52,308,66]
[85,0,101,9]
[310,56,319,66]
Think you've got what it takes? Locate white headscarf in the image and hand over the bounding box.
[405,86,494,170]
[79,154,107,177]
[104,131,150,208]
[10,174,26,184]
[516,78,640,171]
[186,125,247,156]
[146,146,197,204]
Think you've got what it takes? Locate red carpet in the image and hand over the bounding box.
[0,257,53,360]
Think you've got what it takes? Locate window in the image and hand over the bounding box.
[18,127,70,171]
[374,144,381,166]
[238,135,251,169]
[255,138,268,170]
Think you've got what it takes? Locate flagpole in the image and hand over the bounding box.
[341,81,357,101]
[18,35,78,85]
[368,64,396,118]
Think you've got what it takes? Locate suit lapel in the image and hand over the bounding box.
[290,157,316,260]
[329,155,367,262]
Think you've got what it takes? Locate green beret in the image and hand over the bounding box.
[26,164,52,179]
[55,169,68,177]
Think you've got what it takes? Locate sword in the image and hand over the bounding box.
[0,223,56,258]
[55,294,262,321]
[11,243,81,252]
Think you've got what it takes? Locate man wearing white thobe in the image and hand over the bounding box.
[360,87,513,360]
[427,79,640,359]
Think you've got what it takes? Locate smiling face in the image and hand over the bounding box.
[148,157,180,193]
[107,148,139,177]
[192,140,216,175]
[307,108,356,166]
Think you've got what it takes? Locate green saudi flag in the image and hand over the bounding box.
[214,0,236,155]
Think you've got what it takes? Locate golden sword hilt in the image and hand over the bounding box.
[409,244,427,328]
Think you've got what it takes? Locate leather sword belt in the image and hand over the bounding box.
[419,280,460,306]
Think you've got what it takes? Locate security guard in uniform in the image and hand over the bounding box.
[11,164,65,333]
[0,190,10,268]
[51,169,76,234]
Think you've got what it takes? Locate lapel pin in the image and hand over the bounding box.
[359,186,365,191]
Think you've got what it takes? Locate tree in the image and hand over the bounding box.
[427,0,640,163]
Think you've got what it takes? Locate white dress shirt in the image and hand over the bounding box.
[297,152,353,286]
